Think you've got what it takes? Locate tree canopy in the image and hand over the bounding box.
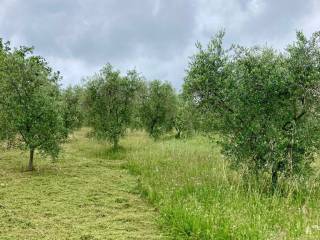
[184,31,320,190]
[0,41,66,170]
[85,64,143,148]
[140,80,177,139]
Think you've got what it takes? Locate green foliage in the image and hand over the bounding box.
[86,64,142,148]
[61,86,84,135]
[184,31,320,190]
[173,96,196,138]
[0,41,66,170]
[124,131,320,239]
[140,80,177,139]
[129,77,148,130]
[0,40,14,142]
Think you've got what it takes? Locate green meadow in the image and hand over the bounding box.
[1,129,320,239]
[0,130,162,240]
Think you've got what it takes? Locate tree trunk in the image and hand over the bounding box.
[28,148,35,171]
[175,126,181,139]
[175,131,181,139]
[150,119,156,138]
[271,164,278,193]
[113,139,119,149]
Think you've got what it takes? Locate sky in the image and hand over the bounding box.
[0,0,319,89]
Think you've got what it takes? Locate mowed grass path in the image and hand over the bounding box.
[0,129,163,240]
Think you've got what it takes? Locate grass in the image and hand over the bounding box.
[122,132,320,239]
[0,129,163,240]
[1,129,320,239]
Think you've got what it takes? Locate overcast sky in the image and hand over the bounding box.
[0,0,319,89]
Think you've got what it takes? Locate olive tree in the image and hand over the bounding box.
[184,31,320,191]
[61,86,84,135]
[130,78,148,130]
[140,80,177,139]
[0,44,66,171]
[173,96,196,138]
[86,64,141,148]
[0,41,14,144]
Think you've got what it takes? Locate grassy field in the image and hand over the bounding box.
[0,130,163,240]
[1,129,320,239]
[123,132,320,239]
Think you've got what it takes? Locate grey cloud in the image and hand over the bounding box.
[0,0,319,88]
[197,0,315,48]
[1,0,197,63]
[239,0,314,45]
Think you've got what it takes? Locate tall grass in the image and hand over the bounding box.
[123,132,320,239]
[2,129,320,239]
